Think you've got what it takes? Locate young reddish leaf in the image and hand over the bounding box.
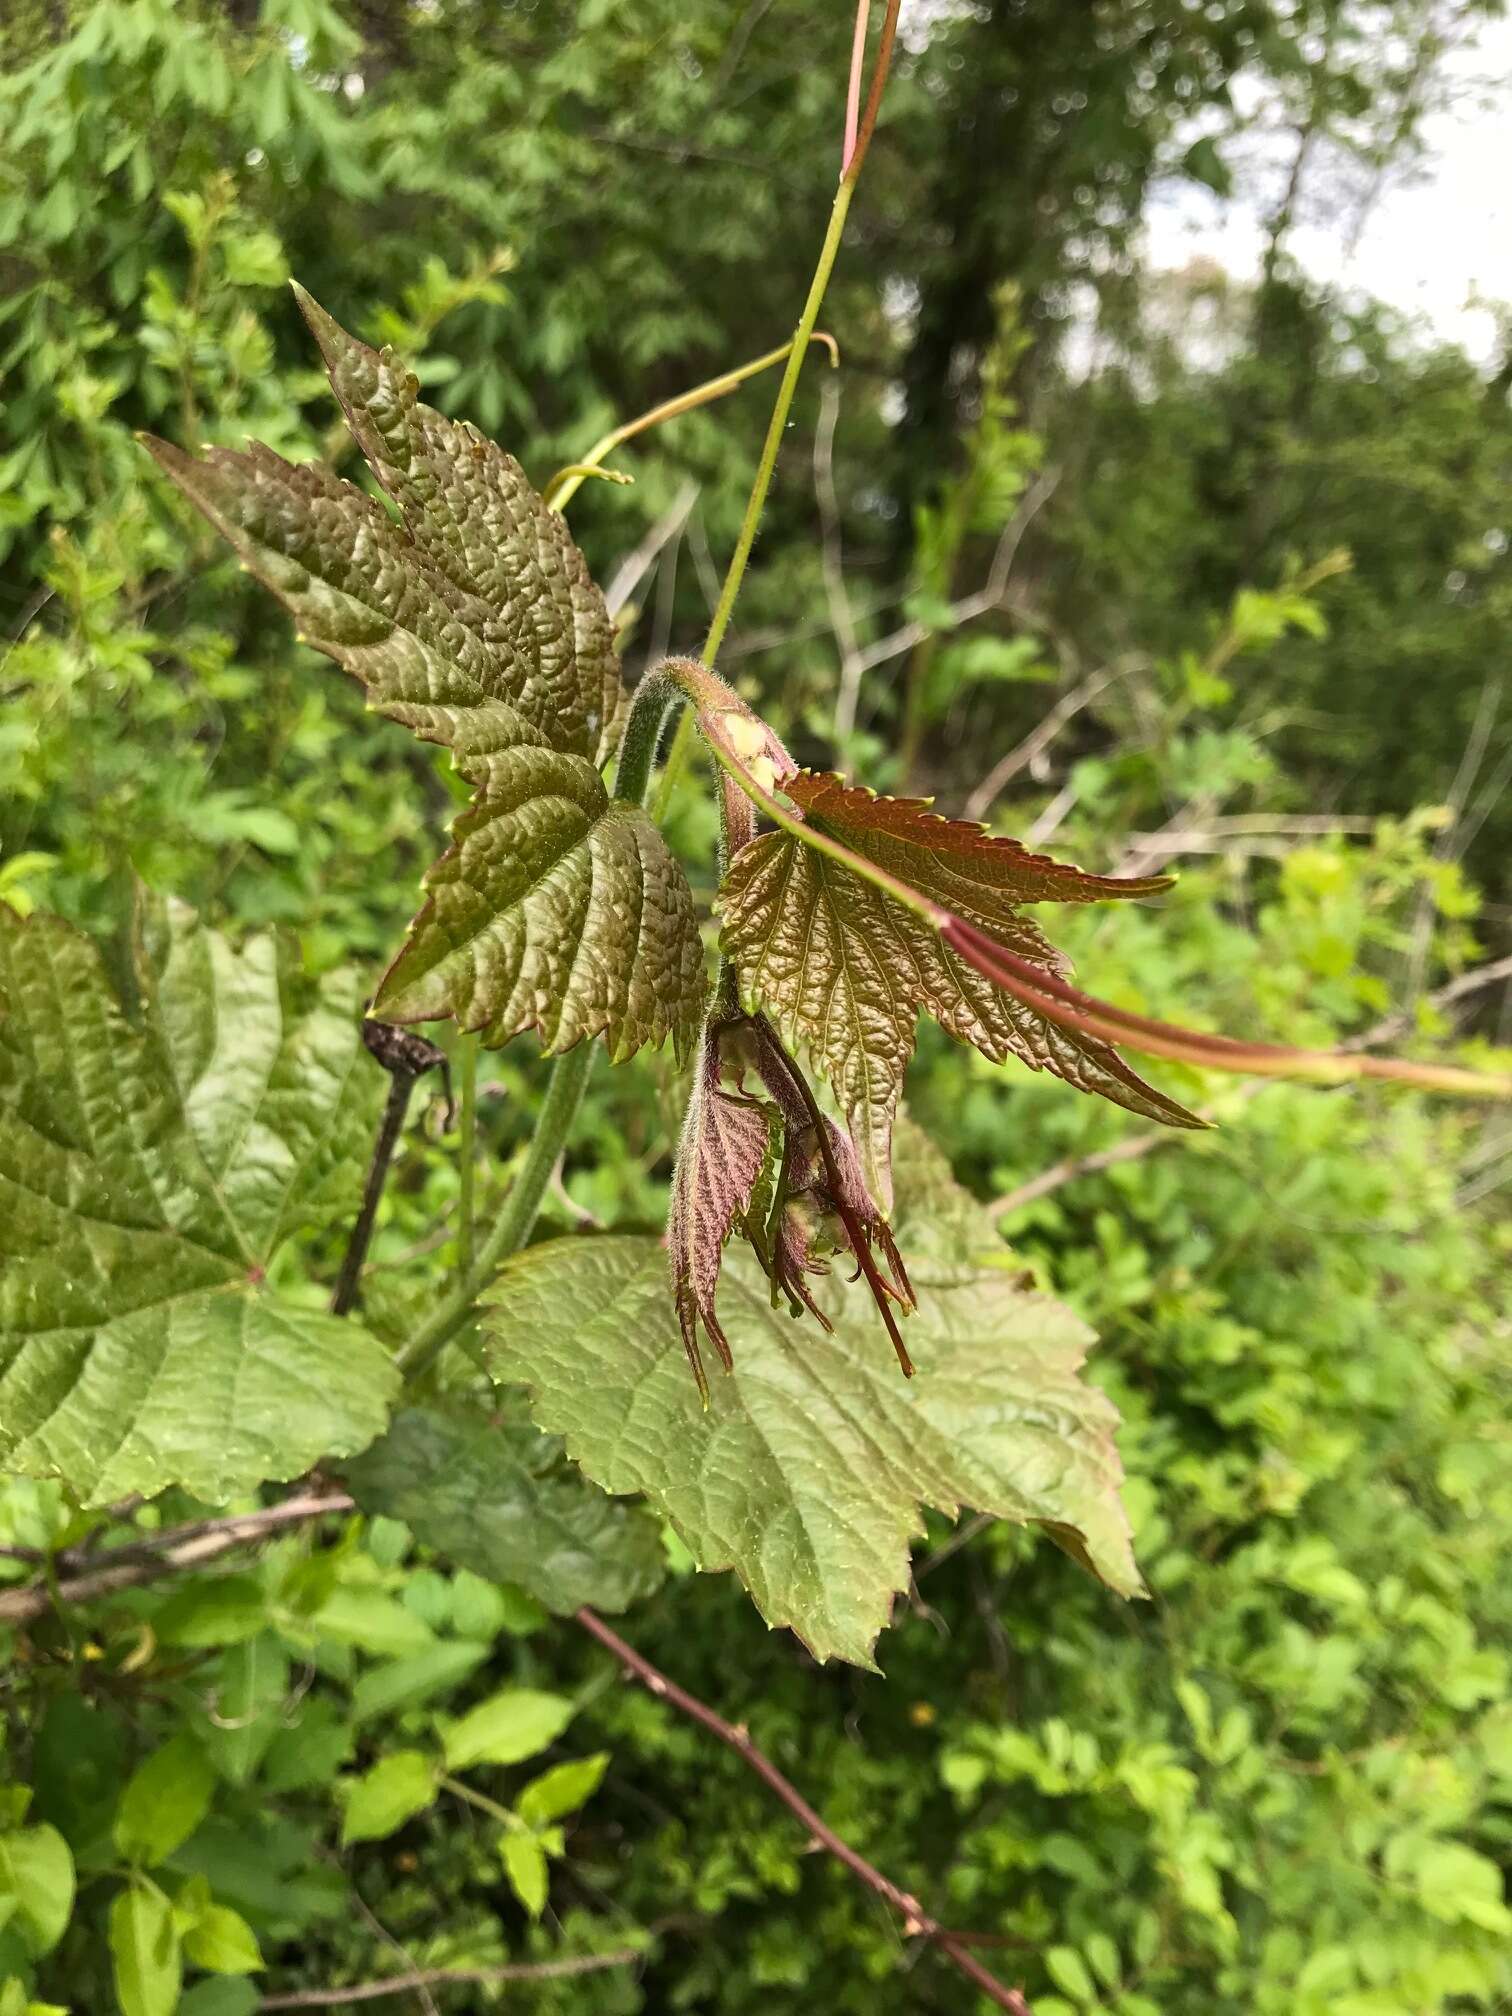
[668,1013,916,1398]
[685,672,1509,1128]
[668,1021,783,1398]
[718,772,1199,1214]
[372,757,706,1062]
[783,770,1174,913]
[141,437,540,771]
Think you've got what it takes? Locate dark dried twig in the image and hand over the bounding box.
[331,1022,451,1317]
[575,1606,1033,2014]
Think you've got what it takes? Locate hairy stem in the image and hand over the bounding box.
[614,663,680,806]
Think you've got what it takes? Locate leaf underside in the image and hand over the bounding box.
[0,902,397,1503]
[143,291,704,1063]
[719,770,1195,1210]
[344,1402,666,1615]
[485,1146,1140,1668]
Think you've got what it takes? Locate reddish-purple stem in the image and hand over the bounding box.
[576,1606,1033,2014]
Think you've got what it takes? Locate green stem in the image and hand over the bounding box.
[457,1036,477,1275]
[613,664,679,806]
[442,1776,522,1830]
[653,182,856,821]
[653,2,899,818]
[700,179,856,671]
[545,335,836,513]
[650,706,696,823]
[397,1043,595,1380]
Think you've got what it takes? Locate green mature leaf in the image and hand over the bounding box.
[484,1162,1142,1667]
[0,1822,74,1957]
[114,1734,215,1868]
[0,905,398,1503]
[182,1903,262,1976]
[310,1586,435,1658]
[441,1689,574,1771]
[337,1751,438,1846]
[350,1640,491,1723]
[344,1403,665,1614]
[517,1753,610,1826]
[142,298,706,1065]
[259,1700,354,1794]
[109,1883,181,2016]
[178,1984,258,2016]
[499,1832,549,1918]
[719,772,1195,1212]
[156,1577,269,1649]
[194,1638,289,1788]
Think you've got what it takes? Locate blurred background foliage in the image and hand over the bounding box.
[1,1,1510,2011]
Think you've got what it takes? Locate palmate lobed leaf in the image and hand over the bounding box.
[143,291,704,1064]
[0,900,397,1503]
[486,1140,1141,1668]
[719,768,1198,1211]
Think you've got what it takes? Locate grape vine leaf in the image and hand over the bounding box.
[719,770,1199,1210]
[484,1134,1140,1667]
[142,292,704,1063]
[293,285,624,771]
[0,902,398,1504]
[344,1402,666,1615]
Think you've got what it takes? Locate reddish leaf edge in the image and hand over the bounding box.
[664,658,1512,1109]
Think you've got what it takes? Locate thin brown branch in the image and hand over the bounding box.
[256,1949,642,2009]
[963,656,1137,823]
[853,472,1059,694]
[0,1490,353,1625]
[575,1607,1033,2014]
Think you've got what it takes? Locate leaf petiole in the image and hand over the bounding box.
[544,333,839,513]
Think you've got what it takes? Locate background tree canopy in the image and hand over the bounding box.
[0,2,1509,2012]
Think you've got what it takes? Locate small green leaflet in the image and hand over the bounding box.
[344,1402,666,1614]
[484,1152,1141,1668]
[719,769,1197,1212]
[143,291,705,1063]
[0,902,398,1503]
